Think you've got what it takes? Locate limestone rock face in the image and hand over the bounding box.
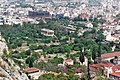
[0,33,9,55]
[0,33,29,80]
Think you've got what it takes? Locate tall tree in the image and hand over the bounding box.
[92,47,97,63]
[87,50,91,80]
[98,43,102,57]
[79,48,85,64]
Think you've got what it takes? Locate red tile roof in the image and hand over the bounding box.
[111,72,120,78]
[23,67,40,73]
[101,52,120,59]
[90,63,120,72]
[90,63,114,68]
[80,13,89,18]
[90,64,101,68]
[100,63,114,67]
[64,59,73,62]
[75,68,81,73]
[112,66,120,72]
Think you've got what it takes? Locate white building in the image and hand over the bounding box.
[106,34,119,42]
[23,67,45,80]
[41,28,54,37]
[0,17,4,25]
[63,59,74,65]
[86,22,93,28]
[107,25,115,30]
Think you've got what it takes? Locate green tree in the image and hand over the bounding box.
[26,56,35,67]
[3,48,7,55]
[38,74,55,80]
[79,51,85,64]
[19,51,27,58]
[29,45,38,50]
[48,57,63,65]
[98,44,102,57]
[92,47,97,63]
[92,22,98,27]
[32,53,39,60]
[25,50,31,55]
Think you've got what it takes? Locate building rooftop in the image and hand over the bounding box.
[90,63,114,68]
[64,59,73,63]
[75,68,81,73]
[101,52,120,59]
[110,72,120,78]
[23,67,40,73]
[90,63,120,72]
[41,28,54,32]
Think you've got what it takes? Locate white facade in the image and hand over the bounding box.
[105,67,113,78]
[86,23,93,28]
[28,71,45,80]
[105,31,119,42]
[63,59,74,65]
[41,28,54,37]
[106,34,119,42]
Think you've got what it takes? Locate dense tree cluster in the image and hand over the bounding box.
[38,73,79,80]
[1,18,115,64]
[1,18,117,80]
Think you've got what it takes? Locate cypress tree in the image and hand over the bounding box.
[98,44,102,57]
[79,50,85,64]
[92,47,96,63]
